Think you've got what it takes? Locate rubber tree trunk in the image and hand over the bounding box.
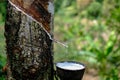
[5,0,54,80]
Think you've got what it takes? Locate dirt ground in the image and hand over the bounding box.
[83,68,99,80]
[83,73,99,80]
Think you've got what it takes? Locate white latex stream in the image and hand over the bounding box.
[8,0,68,48]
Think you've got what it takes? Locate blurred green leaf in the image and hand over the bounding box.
[105,31,116,56]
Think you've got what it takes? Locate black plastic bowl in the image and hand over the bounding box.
[56,61,85,80]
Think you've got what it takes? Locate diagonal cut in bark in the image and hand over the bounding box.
[9,0,54,37]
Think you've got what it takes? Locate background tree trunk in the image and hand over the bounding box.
[5,0,54,80]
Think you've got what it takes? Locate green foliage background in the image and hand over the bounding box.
[0,0,120,80]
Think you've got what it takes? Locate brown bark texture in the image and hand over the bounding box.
[4,0,54,80]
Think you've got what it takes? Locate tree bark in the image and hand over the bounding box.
[5,0,54,80]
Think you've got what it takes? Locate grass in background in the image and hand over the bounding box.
[54,0,120,80]
[0,2,6,79]
[0,24,6,80]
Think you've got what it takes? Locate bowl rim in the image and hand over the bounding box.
[55,61,85,71]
